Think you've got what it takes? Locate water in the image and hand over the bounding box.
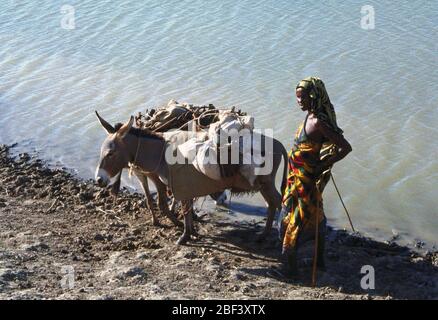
[1,0,437,249]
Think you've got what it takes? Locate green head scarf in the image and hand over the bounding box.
[296,77,343,134]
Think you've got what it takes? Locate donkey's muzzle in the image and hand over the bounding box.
[96,177,106,187]
[95,168,120,189]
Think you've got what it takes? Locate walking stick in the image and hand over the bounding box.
[330,172,355,232]
[312,184,320,287]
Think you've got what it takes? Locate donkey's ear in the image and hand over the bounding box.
[95,111,116,134]
[117,116,134,139]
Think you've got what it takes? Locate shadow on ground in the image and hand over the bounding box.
[189,218,438,300]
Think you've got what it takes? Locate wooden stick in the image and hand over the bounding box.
[330,172,355,232]
[96,207,122,221]
[312,185,320,287]
[46,199,58,213]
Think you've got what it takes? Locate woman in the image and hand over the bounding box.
[281,77,352,277]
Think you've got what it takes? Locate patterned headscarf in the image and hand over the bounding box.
[296,77,343,134]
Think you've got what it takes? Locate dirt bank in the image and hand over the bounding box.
[0,144,436,300]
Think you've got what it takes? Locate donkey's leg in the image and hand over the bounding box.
[110,174,121,196]
[134,172,159,226]
[168,189,178,214]
[151,175,183,227]
[177,199,194,245]
[210,191,227,206]
[257,183,282,242]
[188,203,199,237]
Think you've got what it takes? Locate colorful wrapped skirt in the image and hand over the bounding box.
[281,123,327,254]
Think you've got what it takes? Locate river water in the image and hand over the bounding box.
[1,0,437,249]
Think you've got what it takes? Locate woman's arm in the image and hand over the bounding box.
[315,120,352,170]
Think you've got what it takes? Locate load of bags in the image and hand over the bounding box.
[136,100,263,185]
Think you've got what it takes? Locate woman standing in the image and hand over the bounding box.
[281,77,352,277]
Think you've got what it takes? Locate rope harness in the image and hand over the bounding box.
[128,135,166,178]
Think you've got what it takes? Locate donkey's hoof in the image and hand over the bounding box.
[166,213,182,226]
[176,234,190,245]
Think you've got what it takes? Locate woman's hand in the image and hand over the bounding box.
[313,160,329,177]
[315,120,353,168]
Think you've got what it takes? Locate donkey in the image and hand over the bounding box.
[95,114,288,245]
[96,112,225,225]
[95,112,182,227]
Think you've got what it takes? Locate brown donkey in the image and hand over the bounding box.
[95,113,288,245]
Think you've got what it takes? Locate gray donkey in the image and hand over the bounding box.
[95,111,181,227]
[95,113,288,245]
[98,111,226,225]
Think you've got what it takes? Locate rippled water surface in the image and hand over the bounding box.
[1,0,437,248]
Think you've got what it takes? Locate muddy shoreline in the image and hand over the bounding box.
[0,144,437,300]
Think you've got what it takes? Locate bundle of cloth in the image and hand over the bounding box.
[136,99,261,186]
[177,108,262,185]
[135,99,232,132]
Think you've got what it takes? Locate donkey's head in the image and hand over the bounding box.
[95,111,134,188]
